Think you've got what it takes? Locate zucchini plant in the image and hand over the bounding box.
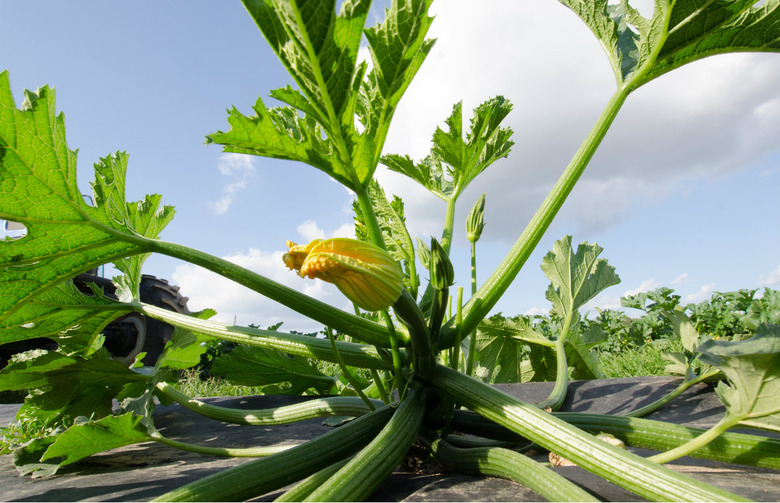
[2,0,780,500]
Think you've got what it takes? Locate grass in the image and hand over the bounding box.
[174,368,266,398]
[599,339,683,379]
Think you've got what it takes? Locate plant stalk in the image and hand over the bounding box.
[428,438,599,502]
[429,364,747,501]
[154,403,396,502]
[147,239,393,347]
[156,382,380,425]
[139,304,390,370]
[437,86,631,349]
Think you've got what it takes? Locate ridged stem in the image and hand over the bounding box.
[147,239,392,347]
[429,438,599,502]
[438,86,631,349]
[156,382,380,425]
[154,404,395,502]
[430,365,747,501]
[139,304,389,370]
[304,387,427,501]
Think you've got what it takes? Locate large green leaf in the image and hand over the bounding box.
[541,236,620,321]
[381,96,514,201]
[358,0,436,166]
[474,315,552,384]
[698,324,780,433]
[564,324,606,380]
[0,350,146,427]
[0,280,131,353]
[211,0,435,191]
[558,0,780,88]
[41,413,151,467]
[210,343,337,395]
[0,71,174,322]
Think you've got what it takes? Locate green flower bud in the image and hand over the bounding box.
[429,237,454,290]
[466,193,486,244]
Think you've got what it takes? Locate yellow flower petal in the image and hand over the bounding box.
[283,238,403,311]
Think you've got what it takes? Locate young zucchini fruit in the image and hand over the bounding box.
[304,386,428,501]
[154,404,395,502]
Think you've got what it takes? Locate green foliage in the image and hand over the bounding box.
[208,0,435,192]
[542,236,620,321]
[41,413,151,467]
[2,0,780,500]
[699,324,780,433]
[0,72,173,325]
[381,97,513,202]
[560,0,780,88]
[210,343,337,395]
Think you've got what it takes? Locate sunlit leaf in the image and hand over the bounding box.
[558,0,780,87]
[542,236,620,320]
[42,413,151,466]
[0,71,174,323]
[698,324,780,433]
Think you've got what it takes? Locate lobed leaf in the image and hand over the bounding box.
[0,72,174,323]
[41,413,151,466]
[0,349,146,427]
[210,343,336,395]
[558,0,780,88]
[381,96,513,201]
[212,0,436,191]
[698,324,780,433]
[541,236,620,320]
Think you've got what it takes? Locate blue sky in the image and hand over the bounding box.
[2,1,779,331]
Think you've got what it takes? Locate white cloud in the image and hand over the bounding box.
[170,247,351,332]
[623,278,660,297]
[377,1,780,242]
[209,153,257,215]
[684,283,716,304]
[523,306,549,317]
[757,264,780,288]
[295,220,356,243]
[671,273,689,286]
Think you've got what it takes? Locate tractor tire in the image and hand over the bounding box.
[0,274,189,369]
[136,275,190,366]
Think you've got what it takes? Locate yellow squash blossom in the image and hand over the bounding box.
[283,238,403,312]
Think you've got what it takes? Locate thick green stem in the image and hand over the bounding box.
[150,431,292,457]
[393,290,435,377]
[429,438,599,502]
[450,287,464,370]
[155,404,396,502]
[452,408,780,470]
[557,412,780,470]
[440,196,457,254]
[304,387,428,501]
[538,312,575,411]
[649,415,740,465]
[354,185,387,250]
[429,365,747,501]
[156,382,380,425]
[437,86,631,349]
[626,369,720,418]
[146,239,392,347]
[139,304,390,370]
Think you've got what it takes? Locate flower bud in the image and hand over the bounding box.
[283,238,403,312]
[429,237,454,290]
[466,193,486,244]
